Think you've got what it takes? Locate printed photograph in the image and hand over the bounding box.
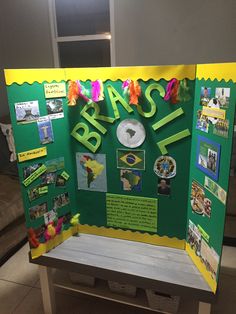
[200,240,219,281]
[44,209,57,225]
[157,178,170,196]
[196,136,221,180]
[53,192,69,209]
[191,181,205,215]
[27,185,40,202]
[213,119,229,138]
[120,169,141,192]
[187,220,201,256]
[29,202,48,220]
[153,156,176,179]
[23,163,42,179]
[41,172,56,185]
[200,87,211,106]
[55,174,66,187]
[45,157,65,172]
[215,87,230,108]
[196,110,209,133]
[37,116,54,144]
[15,101,40,123]
[46,98,64,119]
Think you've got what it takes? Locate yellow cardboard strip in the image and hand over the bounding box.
[79,224,185,249]
[18,147,47,162]
[196,63,236,83]
[4,65,196,85]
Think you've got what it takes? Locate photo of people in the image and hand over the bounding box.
[187,220,201,256]
[197,136,220,180]
[53,192,69,209]
[41,172,56,185]
[200,87,211,106]
[196,110,209,133]
[215,87,230,108]
[157,178,171,196]
[29,202,48,220]
[213,119,229,138]
[204,198,212,218]
[23,163,42,179]
[207,149,217,173]
[27,186,40,202]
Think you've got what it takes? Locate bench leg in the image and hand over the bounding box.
[39,265,56,314]
[198,302,211,314]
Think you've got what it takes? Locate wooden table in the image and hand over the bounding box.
[30,234,216,314]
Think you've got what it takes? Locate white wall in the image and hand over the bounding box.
[112,0,236,66]
[0,0,54,117]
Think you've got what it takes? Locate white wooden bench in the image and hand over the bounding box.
[30,233,216,314]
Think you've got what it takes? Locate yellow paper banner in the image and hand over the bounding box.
[202,107,226,120]
[18,147,47,162]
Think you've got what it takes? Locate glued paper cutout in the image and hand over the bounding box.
[215,87,230,108]
[18,147,47,163]
[29,202,48,220]
[202,106,225,121]
[23,164,47,187]
[37,116,54,144]
[187,220,201,256]
[53,192,70,209]
[196,136,221,181]
[76,153,107,192]
[196,110,209,133]
[190,180,211,218]
[106,194,157,232]
[200,240,219,281]
[117,149,145,170]
[157,178,170,196]
[152,108,184,131]
[200,87,211,106]
[55,174,66,187]
[60,171,70,181]
[213,119,229,138]
[44,209,57,225]
[44,83,66,99]
[23,163,42,179]
[46,99,64,119]
[120,170,141,192]
[204,176,227,205]
[41,172,56,185]
[154,156,176,179]
[15,101,40,124]
[38,186,48,195]
[116,119,146,148]
[45,157,64,172]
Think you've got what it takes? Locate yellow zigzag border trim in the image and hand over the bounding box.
[4,65,196,85]
[196,62,236,83]
[30,225,78,259]
[186,243,217,293]
[79,224,185,249]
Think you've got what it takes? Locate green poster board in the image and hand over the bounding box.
[4,63,236,293]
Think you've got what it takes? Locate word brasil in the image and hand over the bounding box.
[71,83,190,153]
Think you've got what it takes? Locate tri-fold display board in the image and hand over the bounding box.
[4,63,236,293]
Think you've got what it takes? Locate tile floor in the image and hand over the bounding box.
[0,244,236,314]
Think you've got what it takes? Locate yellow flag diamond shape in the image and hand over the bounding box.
[120,153,142,167]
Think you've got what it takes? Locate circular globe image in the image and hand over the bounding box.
[116,119,146,148]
